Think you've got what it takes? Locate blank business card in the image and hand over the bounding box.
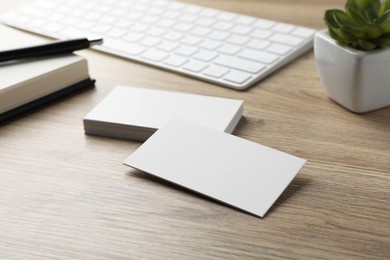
[84,86,243,141]
[123,118,306,217]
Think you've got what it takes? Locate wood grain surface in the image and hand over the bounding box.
[0,0,389,259]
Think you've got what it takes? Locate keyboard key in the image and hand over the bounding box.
[213,21,234,30]
[168,2,186,10]
[163,10,181,19]
[157,18,176,28]
[196,17,215,27]
[147,26,167,36]
[179,35,201,45]
[224,70,252,84]
[106,28,127,38]
[178,13,197,23]
[253,19,275,29]
[131,23,149,32]
[126,12,143,20]
[247,39,271,50]
[19,6,49,17]
[105,39,146,55]
[157,40,180,51]
[183,60,208,72]
[175,45,198,56]
[272,23,295,33]
[62,28,87,38]
[47,13,65,22]
[251,29,273,39]
[147,7,165,16]
[77,20,94,29]
[124,32,144,42]
[141,15,160,24]
[42,23,63,32]
[270,33,303,46]
[164,31,184,41]
[203,65,229,78]
[91,24,110,34]
[217,12,237,21]
[213,55,265,74]
[292,27,316,38]
[183,5,202,14]
[235,15,256,25]
[65,8,85,18]
[153,0,169,7]
[193,50,218,61]
[200,8,220,17]
[85,12,101,21]
[133,4,148,12]
[190,26,212,36]
[238,49,279,64]
[29,18,46,27]
[139,36,162,47]
[110,8,127,17]
[199,39,221,50]
[231,25,253,35]
[266,43,292,55]
[208,30,231,41]
[217,44,242,55]
[141,49,169,61]
[117,1,132,8]
[95,5,111,13]
[115,19,133,28]
[227,35,250,45]
[173,22,194,32]
[62,17,79,26]
[164,55,189,67]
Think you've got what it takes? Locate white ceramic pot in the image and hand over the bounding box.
[314,29,390,113]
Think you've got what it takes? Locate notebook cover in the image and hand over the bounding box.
[0,78,95,124]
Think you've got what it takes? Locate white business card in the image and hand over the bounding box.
[123,118,306,217]
[84,86,243,141]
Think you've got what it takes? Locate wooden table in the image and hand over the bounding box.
[1,0,389,259]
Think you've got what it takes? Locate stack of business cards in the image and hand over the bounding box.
[124,118,306,218]
[84,86,243,141]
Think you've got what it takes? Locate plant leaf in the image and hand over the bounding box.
[377,34,390,47]
[328,28,348,43]
[362,8,379,21]
[324,10,343,28]
[340,24,366,38]
[340,27,359,40]
[370,0,381,13]
[333,9,359,26]
[379,0,390,17]
[346,5,366,25]
[347,0,380,12]
[358,39,377,50]
[363,24,383,38]
[379,9,390,22]
[380,21,390,33]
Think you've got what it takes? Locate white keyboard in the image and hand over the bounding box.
[0,0,316,90]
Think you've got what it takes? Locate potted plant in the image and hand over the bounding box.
[314,0,390,113]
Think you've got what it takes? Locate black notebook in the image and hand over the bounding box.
[0,24,94,123]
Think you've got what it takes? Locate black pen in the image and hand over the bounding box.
[0,38,103,62]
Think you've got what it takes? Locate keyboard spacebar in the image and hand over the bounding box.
[213,55,266,74]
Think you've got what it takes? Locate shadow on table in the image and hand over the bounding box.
[127,169,310,219]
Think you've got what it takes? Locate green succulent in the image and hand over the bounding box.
[324,0,390,50]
